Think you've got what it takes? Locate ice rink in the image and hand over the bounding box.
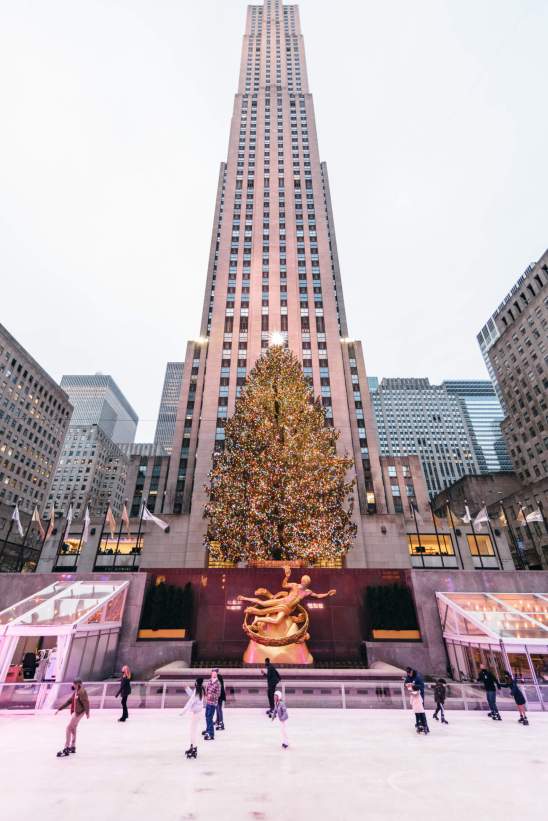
[1,708,547,820]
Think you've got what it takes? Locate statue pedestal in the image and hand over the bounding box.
[242,616,313,665]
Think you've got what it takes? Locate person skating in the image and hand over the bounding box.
[116,665,132,722]
[407,683,429,734]
[202,668,221,740]
[504,672,529,725]
[432,678,449,724]
[182,677,204,758]
[214,668,226,731]
[478,667,502,720]
[261,658,281,716]
[404,667,425,703]
[55,678,90,757]
[271,689,289,749]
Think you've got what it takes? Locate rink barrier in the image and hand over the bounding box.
[0,679,546,713]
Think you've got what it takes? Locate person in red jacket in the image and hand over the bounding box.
[55,678,90,757]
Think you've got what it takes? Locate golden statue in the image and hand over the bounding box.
[238,566,336,665]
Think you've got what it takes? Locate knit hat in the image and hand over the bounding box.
[274,690,282,698]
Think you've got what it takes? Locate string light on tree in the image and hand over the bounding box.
[204,345,357,564]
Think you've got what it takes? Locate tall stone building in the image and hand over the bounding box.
[154,362,184,453]
[477,248,548,566]
[60,374,138,444]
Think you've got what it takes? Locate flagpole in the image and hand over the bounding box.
[520,503,542,567]
[55,498,72,565]
[135,502,145,555]
[0,498,18,565]
[482,499,503,569]
[76,508,87,563]
[466,498,483,569]
[36,505,53,568]
[113,500,127,570]
[500,502,525,570]
[446,502,465,570]
[94,503,110,568]
[17,507,35,573]
[535,497,548,533]
[429,500,444,567]
[409,501,424,568]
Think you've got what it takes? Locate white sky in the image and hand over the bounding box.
[0,0,547,440]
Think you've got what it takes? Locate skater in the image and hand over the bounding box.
[214,668,226,731]
[116,664,132,722]
[262,658,281,716]
[271,689,289,748]
[478,667,502,720]
[407,683,429,734]
[182,677,204,758]
[504,672,529,725]
[203,668,221,740]
[404,667,425,702]
[432,678,449,724]
[55,678,90,757]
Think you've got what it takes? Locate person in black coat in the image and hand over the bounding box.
[116,665,132,722]
[404,667,425,703]
[214,668,226,731]
[262,658,281,716]
[432,678,449,724]
[504,672,528,724]
[478,667,501,720]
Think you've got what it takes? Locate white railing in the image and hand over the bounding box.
[0,679,545,713]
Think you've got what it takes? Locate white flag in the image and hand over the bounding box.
[462,505,472,524]
[11,503,24,538]
[142,504,169,532]
[82,505,91,544]
[473,506,489,530]
[516,507,527,527]
[525,508,544,524]
[63,504,74,542]
[32,506,45,541]
[105,504,117,539]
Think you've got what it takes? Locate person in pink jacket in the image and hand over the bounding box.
[407,683,429,734]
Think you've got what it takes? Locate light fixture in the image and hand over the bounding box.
[194,336,208,345]
[269,330,285,347]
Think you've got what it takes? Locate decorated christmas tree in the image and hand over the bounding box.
[204,344,357,564]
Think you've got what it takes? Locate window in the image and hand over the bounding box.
[467,534,495,557]
[408,534,454,556]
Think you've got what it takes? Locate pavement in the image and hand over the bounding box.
[1,708,547,820]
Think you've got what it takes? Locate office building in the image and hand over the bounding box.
[0,323,72,514]
[119,443,170,516]
[60,374,138,444]
[154,363,184,453]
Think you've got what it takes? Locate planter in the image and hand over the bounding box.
[137,629,187,640]
[371,629,421,641]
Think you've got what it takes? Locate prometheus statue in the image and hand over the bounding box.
[238,566,336,665]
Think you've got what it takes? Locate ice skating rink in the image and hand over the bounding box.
[1,708,547,821]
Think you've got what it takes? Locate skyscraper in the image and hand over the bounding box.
[60,374,138,444]
[154,362,184,453]
[164,0,386,563]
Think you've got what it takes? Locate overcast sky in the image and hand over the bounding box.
[1,0,547,439]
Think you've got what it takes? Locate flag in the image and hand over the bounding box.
[498,507,507,527]
[432,510,446,529]
[105,504,117,539]
[11,503,24,538]
[45,505,55,540]
[525,508,544,525]
[516,508,527,527]
[82,505,91,544]
[63,504,74,542]
[447,505,462,526]
[473,506,489,530]
[32,506,45,541]
[122,502,131,538]
[142,504,169,532]
[462,505,472,524]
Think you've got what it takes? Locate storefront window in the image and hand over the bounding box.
[408,534,454,556]
[97,536,142,556]
[467,534,494,556]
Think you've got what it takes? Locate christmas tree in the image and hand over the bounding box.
[204,344,357,564]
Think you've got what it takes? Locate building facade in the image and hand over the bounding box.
[478,248,548,567]
[0,323,72,514]
[60,374,138,444]
[48,424,129,519]
[153,362,184,453]
[119,443,170,516]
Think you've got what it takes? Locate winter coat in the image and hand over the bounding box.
[433,682,446,704]
[272,699,288,722]
[505,676,526,706]
[409,690,424,713]
[116,675,131,699]
[182,686,204,716]
[59,687,90,717]
[478,670,500,692]
[218,674,227,704]
[264,663,281,687]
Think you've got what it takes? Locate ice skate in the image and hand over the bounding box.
[282,743,289,749]
[521,717,529,726]
[56,747,70,758]
[68,746,76,754]
[432,713,439,720]
[215,722,225,731]
[442,718,449,725]
[203,733,214,740]
[185,744,198,758]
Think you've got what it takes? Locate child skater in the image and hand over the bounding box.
[505,672,529,725]
[182,677,204,759]
[432,678,449,724]
[407,683,429,734]
[271,689,289,749]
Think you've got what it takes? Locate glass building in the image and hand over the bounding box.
[154,362,184,453]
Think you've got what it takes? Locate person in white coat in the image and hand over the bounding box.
[182,677,204,759]
[271,689,289,749]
